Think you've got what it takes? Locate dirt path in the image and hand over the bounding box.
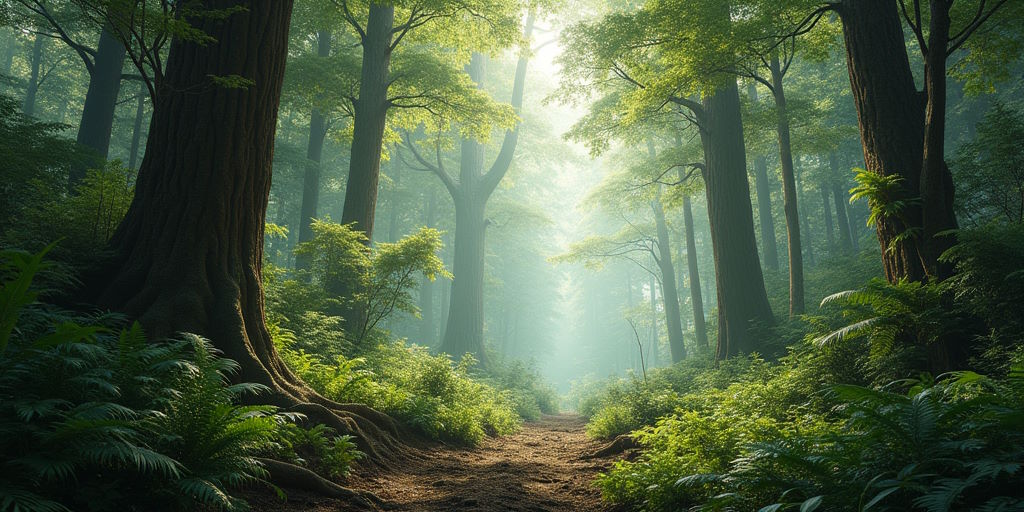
[257,414,616,511]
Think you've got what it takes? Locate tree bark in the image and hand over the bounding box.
[682,195,709,349]
[418,189,437,346]
[769,54,804,316]
[128,81,147,169]
[90,0,396,458]
[698,81,775,359]
[920,0,958,279]
[830,152,854,253]
[837,0,927,282]
[295,30,332,271]
[340,5,394,239]
[821,181,836,253]
[70,28,127,190]
[22,33,44,116]
[652,195,687,362]
[439,14,534,366]
[747,85,780,272]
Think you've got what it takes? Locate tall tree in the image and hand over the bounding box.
[747,84,781,272]
[406,12,535,365]
[89,0,397,459]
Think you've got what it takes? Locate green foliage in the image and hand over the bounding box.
[951,102,1024,224]
[275,326,520,445]
[0,248,298,511]
[264,424,363,479]
[849,168,921,253]
[293,220,450,344]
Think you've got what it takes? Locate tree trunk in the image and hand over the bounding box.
[90,0,396,458]
[1,30,15,76]
[770,55,805,316]
[22,33,44,116]
[838,0,927,282]
[70,28,127,190]
[340,5,394,239]
[748,85,780,271]
[388,165,402,242]
[821,182,835,253]
[920,0,958,279]
[128,81,147,169]
[649,273,659,368]
[440,195,488,366]
[698,81,775,359]
[418,189,437,346]
[295,30,332,271]
[796,158,816,267]
[830,152,854,253]
[652,196,687,362]
[682,195,709,349]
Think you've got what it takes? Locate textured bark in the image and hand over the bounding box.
[769,55,804,316]
[698,81,775,359]
[838,0,927,282]
[22,34,44,116]
[340,5,394,239]
[748,85,780,272]
[682,196,709,349]
[70,28,127,189]
[295,30,332,271]
[127,81,147,169]
[90,1,396,458]
[830,153,854,253]
[652,196,687,362]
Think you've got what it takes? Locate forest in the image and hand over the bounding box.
[0,0,1022,511]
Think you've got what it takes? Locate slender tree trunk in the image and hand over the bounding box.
[830,152,854,253]
[748,85,780,271]
[682,195,709,349]
[89,2,398,456]
[1,31,15,76]
[652,195,687,362]
[838,0,927,282]
[388,165,402,242]
[769,54,804,316]
[340,5,394,239]
[649,273,659,369]
[295,30,332,271]
[796,158,816,267]
[418,190,437,346]
[821,182,835,253]
[920,0,958,279]
[22,33,44,116]
[70,28,127,190]
[698,81,774,359]
[128,81,147,169]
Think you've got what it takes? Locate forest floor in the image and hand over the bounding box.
[250,414,619,511]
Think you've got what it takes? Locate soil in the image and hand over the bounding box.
[248,414,620,512]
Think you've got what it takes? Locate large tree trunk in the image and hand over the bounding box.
[838,0,927,282]
[698,81,775,359]
[830,153,854,253]
[440,195,488,366]
[652,196,687,362]
[770,55,804,316]
[90,0,396,459]
[295,30,332,271]
[340,5,394,239]
[920,0,958,279]
[747,85,780,272]
[22,33,44,116]
[127,81,147,169]
[682,195,709,349]
[70,28,127,190]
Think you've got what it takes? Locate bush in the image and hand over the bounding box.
[0,247,315,511]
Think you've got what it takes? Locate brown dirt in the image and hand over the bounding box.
[249,414,618,512]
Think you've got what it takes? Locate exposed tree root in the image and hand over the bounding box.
[581,434,638,460]
[258,458,385,510]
